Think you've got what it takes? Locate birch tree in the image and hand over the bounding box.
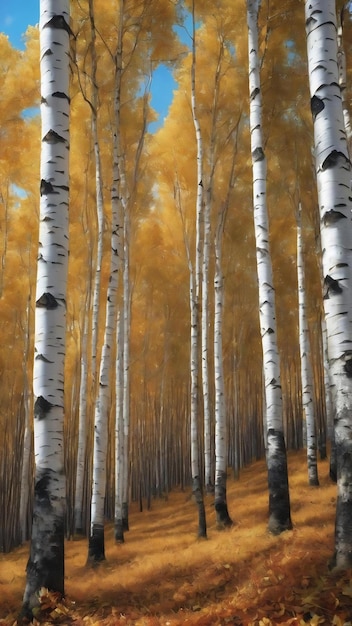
[247,0,292,534]
[87,0,105,392]
[74,290,90,535]
[189,0,207,538]
[214,203,233,528]
[297,205,319,486]
[88,144,123,562]
[21,0,71,616]
[305,0,352,569]
[202,31,225,494]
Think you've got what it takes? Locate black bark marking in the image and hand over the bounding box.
[252,146,265,161]
[34,396,54,420]
[52,91,70,102]
[323,275,343,299]
[43,15,74,37]
[42,129,66,144]
[250,87,260,101]
[265,327,274,334]
[322,210,347,226]
[40,179,55,196]
[344,359,352,378]
[322,150,349,171]
[36,292,59,309]
[35,354,54,363]
[310,95,324,119]
[42,48,53,57]
[35,472,52,505]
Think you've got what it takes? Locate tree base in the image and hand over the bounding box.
[215,501,234,529]
[87,524,106,565]
[114,520,125,544]
[268,515,293,536]
[308,477,320,487]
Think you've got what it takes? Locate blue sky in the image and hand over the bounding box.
[0,0,38,49]
[0,0,179,132]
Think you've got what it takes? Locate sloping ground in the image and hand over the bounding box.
[1,450,352,625]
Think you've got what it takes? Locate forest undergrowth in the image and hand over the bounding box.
[1,450,352,626]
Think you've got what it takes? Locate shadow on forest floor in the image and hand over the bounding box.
[1,450,352,625]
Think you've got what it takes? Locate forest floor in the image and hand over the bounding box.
[1,450,352,625]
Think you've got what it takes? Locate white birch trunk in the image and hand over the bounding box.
[88,0,105,391]
[202,194,212,493]
[190,0,206,538]
[305,0,352,569]
[112,2,126,542]
[247,0,292,534]
[321,314,336,480]
[88,157,122,562]
[121,213,131,531]
[214,207,233,528]
[19,297,33,544]
[115,308,125,542]
[202,39,224,495]
[22,0,70,616]
[297,206,319,486]
[74,298,89,535]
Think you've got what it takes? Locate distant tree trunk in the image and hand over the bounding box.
[19,297,33,543]
[88,144,123,563]
[115,308,125,542]
[297,205,319,486]
[112,9,126,541]
[85,0,110,565]
[247,0,292,535]
[74,294,89,535]
[202,191,212,493]
[306,0,352,569]
[88,2,125,561]
[88,0,105,392]
[121,209,131,532]
[190,0,206,538]
[214,205,233,528]
[202,36,225,495]
[21,0,70,617]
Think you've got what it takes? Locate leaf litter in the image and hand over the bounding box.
[1,451,352,625]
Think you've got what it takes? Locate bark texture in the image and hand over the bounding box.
[305,0,352,569]
[22,0,70,616]
[247,0,292,533]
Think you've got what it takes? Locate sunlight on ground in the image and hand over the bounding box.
[1,451,352,625]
